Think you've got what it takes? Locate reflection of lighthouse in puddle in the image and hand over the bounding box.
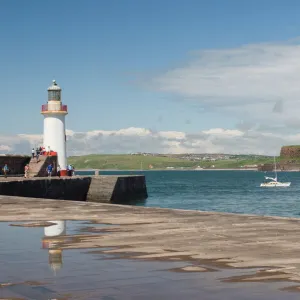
[42,221,66,274]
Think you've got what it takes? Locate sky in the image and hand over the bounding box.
[1,0,300,155]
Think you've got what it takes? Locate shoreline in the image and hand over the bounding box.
[76,168,300,172]
[76,168,260,172]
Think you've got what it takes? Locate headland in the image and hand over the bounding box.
[68,151,300,171]
[68,153,273,171]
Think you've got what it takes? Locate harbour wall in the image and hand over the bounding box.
[0,175,148,203]
[0,155,31,175]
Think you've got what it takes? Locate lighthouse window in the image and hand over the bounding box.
[48,90,61,101]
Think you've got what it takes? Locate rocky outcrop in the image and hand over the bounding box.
[280,146,300,159]
[258,163,300,171]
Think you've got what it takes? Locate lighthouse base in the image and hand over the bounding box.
[60,170,68,177]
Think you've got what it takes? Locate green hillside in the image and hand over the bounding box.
[68,154,196,170]
[68,154,274,170]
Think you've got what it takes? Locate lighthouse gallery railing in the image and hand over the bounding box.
[41,104,68,112]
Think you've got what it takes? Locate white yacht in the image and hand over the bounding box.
[260,157,291,187]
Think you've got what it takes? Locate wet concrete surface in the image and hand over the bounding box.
[0,220,299,300]
[2,196,300,298]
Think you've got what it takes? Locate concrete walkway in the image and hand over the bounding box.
[1,195,300,287]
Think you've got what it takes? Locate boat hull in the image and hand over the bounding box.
[260,182,291,187]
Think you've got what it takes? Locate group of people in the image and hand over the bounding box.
[23,163,76,178]
[67,164,75,176]
[46,164,75,177]
[31,146,53,162]
[27,145,76,178]
[1,163,76,178]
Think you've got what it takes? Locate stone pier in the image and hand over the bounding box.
[0,175,147,203]
[2,196,300,287]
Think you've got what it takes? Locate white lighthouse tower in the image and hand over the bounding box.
[42,80,68,176]
[42,221,67,274]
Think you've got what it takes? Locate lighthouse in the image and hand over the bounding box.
[42,221,67,274]
[41,80,68,176]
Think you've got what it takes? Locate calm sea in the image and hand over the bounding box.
[78,170,300,218]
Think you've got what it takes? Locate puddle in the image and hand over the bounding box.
[0,221,299,299]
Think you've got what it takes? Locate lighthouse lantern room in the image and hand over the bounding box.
[41,80,68,176]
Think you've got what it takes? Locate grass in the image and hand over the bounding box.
[68,154,275,170]
[281,145,300,148]
[68,154,197,170]
[197,157,274,169]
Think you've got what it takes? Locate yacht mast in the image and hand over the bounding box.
[274,156,277,181]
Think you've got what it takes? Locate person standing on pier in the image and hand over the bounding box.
[36,148,40,163]
[31,148,35,159]
[71,165,75,176]
[24,164,29,178]
[3,164,9,178]
[57,165,61,178]
[46,163,53,177]
[67,164,73,176]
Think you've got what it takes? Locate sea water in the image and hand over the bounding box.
[78,170,300,218]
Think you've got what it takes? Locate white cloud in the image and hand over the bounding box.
[4,39,300,157]
[0,127,299,156]
[0,134,40,155]
[157,130,186,140]
[152,39,300,128]
[0,145,11,151]
[202,128,243,137]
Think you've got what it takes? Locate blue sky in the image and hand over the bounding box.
[1,0,300,136]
